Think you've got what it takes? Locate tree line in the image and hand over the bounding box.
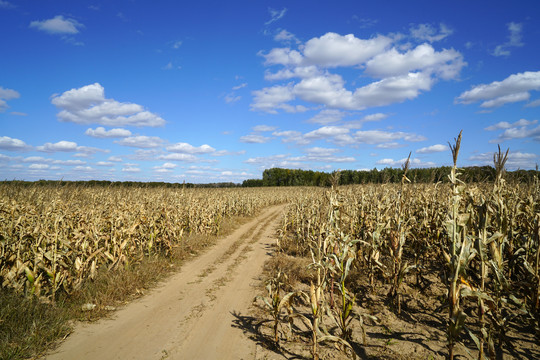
[241,166,539,187]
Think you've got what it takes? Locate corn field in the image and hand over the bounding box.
[273,159,539,358]
[0,184,294,301]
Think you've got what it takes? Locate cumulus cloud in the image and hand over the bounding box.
[485,119,537,131]
[29,164,50,170]
[253,125,277,132]
[96,161,114,166]
[153,162,177,173]
[376,157,435,168]
[239,134,272,144]
[85,127,132,138]
[0,86,20,112]
[365,44,465,79]
[30,15,83,34]
[166,142,215,154]
[469,151,537,170]
[122,165,140,173]
[485,119,540,143]
[37,140,78,152]
[157,153,198,162]
[303,33,392,67]
[456,71,540,108]
[0,136,29,151]
[416,144,448,153]
[307,109,347,125]
[493,22,524,57]
[253,31,465,113]
[352,130,426,145]
[51,83,165,127]
[116,136,165,148]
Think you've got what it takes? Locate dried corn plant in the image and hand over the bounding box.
[0,185,297,301]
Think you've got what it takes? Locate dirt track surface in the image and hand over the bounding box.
[44,205,286,360]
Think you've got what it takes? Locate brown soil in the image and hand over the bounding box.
[43,205,286,360]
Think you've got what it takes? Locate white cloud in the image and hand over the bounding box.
[250,85,294,113]
[85,127,132,138]
[362,113,389,122]
[525,99,540,108]
[353,130,426,144]
[485,119,537,131]
[264,66,321,81]
[30,15,83,34]
[74,166,94,172]
[0,86,20,112]
[376,142,404,149]
[239,134,272,144]
[29,164,49,170]
[377,157,435,168]
[224,94,241,103]
[469,151,537,170]
[37,140,78,152]
[232,83,247,90]
[486,119,540,143]
[253,125,276,132]
[122,166,140,173]
[307,109,347,125]
[157,153,198,162]
[52,83,165,127]
[272,130,304,143]
[303,33,392,67]
[153,162,177,173]
[274,29,299,44]
[22,156,49,163]
[456,71,540,108]
[116,136,165,148]
[212,149,246,157]
[252,32,465,113]
[108,155,123,162]
[261,48,303,66]
[493,22,524,57]
[365,44,465,80]
[53,159,86,166]
[304,126,350,141]
[265,8,287,25]
[0,136,30,151]
[305,147,340,156]
[166,142,215,154]
[410,23,453,43]
[96,161,114,166]
[416,144,448,153]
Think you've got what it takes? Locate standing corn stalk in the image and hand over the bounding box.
[388,152,412,314]
[444,130,477,359]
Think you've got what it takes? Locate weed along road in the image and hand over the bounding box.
[44,204,286,360]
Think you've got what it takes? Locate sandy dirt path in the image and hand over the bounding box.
[44,204,286,360]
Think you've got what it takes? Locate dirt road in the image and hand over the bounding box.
[44,204,286,360]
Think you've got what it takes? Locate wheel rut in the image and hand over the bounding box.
[43,204,286,360]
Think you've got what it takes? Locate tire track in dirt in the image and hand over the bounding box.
[43,204,286,360]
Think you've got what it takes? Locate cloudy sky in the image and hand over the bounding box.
[1,0,539,183]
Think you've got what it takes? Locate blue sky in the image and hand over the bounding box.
[1,0,539,183]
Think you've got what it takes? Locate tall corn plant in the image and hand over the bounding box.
[444,130,477,360]
[388,152,413,314]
